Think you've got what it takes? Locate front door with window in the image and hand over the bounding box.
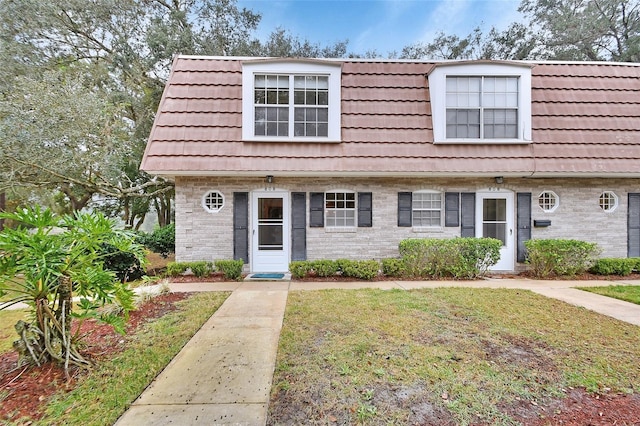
[251,191,289,272]
[476,191,514,271]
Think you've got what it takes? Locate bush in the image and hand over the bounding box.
[310,260,340,277]
[381,258,406,277]
[138,224,175,258]
[525,239,600,278]
[215,259,244,281]
[100,243,146,283]
[590,258,636,276]
[289,261,311,279]
[399,237,501,279]
[166,261,189,277]
[340,260,380,280]
[189,261,214,278]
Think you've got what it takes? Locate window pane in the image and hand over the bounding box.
[318,91,328,105]
[317,76,328,89]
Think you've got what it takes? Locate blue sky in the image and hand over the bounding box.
[238,0,523,55]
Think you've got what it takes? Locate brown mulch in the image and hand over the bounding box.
[0,292,190,423]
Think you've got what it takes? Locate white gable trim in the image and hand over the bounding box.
[241,61,342,142]
[429,63,532,144]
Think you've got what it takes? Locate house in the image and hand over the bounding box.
[140,56,640,273]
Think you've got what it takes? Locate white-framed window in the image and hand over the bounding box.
[599,191,618,212]
[242,60,341,142]
[325,191,356,227]
[428,63,532,144]
[538,191,559,213]
[202,190,224,213]
[412,191,442,227]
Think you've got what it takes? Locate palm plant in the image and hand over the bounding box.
[0,206,145,378]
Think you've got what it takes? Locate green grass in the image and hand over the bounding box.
[269,288,640,425]
[0,309,29,354]
[577,285,640,305]
[14,291,230,426]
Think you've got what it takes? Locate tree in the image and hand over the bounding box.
[0,207,144,378]
[520,0,640,61]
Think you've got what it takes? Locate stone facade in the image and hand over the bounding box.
[175,176,640,268]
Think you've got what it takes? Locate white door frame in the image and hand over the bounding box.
[476,189,515,271]
[251,191,290,273]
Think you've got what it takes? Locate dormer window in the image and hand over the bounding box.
[242,60,341,142]
[429,63,532,144]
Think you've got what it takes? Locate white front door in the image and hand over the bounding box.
[476,190,515,271]
[251,191,289,273]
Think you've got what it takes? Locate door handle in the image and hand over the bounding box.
[510,229,513,235]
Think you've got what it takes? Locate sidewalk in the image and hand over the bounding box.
[113,278,640,425]
[114,281,289,426]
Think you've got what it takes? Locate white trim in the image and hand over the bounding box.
[201,190,225,213]
[599,191,619,212]
[537,190,559,213]
[476,189,515,271]
[251,191,290,273]
[411,190,443,228]
[242,61,341,142]
[428,63,532,144]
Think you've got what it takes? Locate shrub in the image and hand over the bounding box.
[166,262,189,277]
[340,259,380,280]
[289,261,311,279]
[189,261,214,278]
[525,239,600,278]
[310,260,340,277]
[138,224,175,258]
[590,258,636,276]
[381,258,406,277]
[100,243,147,283]
[399,237,501,279]
[215,259,244,281]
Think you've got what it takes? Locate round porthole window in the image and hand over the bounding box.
[202,190,224,213]
[538,191,559,213]
[599,191,618,212]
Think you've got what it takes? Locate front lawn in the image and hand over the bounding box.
[577,285,640,305]
[269,288,640,425]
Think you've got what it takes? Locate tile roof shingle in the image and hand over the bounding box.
[141,56,640,177]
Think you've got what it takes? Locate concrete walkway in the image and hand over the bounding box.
[114,281,289,426]
[113,278,640,426]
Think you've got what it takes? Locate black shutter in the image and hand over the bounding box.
[233,192,249,262]
[291,192,307,261]
[628,194,640,257]
[358,192,373,227]
[517,192,532,263]
[445,192,460,227]
[460,192,475,237]
[309,192,324,227]
[398,192,412,227]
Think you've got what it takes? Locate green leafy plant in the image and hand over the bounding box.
[399,237,501,279]
[166,261,189,277]
[100,243,146,282]
[137,224,175,258]
[590,258,637,276]
[289,261,311,279]
[310,260,340,277]
[0,207,143,377]
[340,259,380,280]
[189,261,214,278]
[215,259,244,280]
[525,239,600,278]
[381,258,406,277]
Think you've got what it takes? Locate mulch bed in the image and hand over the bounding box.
[0,292,190,422]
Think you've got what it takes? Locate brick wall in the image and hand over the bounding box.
[175,176,639,265]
